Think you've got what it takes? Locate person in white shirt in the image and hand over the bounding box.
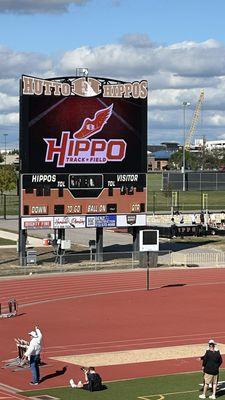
[35,326,42,347]
[22,326,42,385]
[191,213,197,224]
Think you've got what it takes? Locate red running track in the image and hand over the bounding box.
[1,268,225,391]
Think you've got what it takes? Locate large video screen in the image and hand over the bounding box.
[20,81,147,174]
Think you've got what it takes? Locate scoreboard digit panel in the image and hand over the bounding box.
[20,76,148,218]
[21,173,146,216]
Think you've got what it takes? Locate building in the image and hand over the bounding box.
[147,142,179,171]
[160,142,180,152]
[0,154,19,166]
[195,139,225,150]
[148,150,173,171]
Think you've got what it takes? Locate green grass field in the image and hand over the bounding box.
[147,173,225,212]
[0,237,16,245]
[21,369,225,400]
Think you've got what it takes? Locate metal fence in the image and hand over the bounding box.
[163,171,225,191]
[148,190,225,213]
[0,194,19,218]
[2,249,225,273]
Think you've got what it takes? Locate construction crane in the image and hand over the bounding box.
[185,89,204,149]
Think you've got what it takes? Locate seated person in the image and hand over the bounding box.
[70,366,103,391]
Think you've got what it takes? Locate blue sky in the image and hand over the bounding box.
[1,0,225,52]
[1,0,225,148]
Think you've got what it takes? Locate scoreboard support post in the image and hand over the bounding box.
[96,227,103,263]
[146,252,150,291]
[19,228,27,266]
[132,227,140,260]
[57,228,65,264]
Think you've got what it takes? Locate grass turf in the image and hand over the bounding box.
[20,369,225,400]
[0,237,16,245]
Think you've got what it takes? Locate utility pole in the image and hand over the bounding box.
[182,102,190,191]
[202,135,206,170]
[3,133,8,165]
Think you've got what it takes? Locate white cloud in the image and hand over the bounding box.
[0,112,19,125]
[59,39,225,81]
[0,92,18,112]
[0,0,90,14]
[1,37,225,145]
[0,45,52,79]
[206,113,225,127]
[0,78,18,96]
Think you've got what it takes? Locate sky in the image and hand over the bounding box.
[1,0,225,148]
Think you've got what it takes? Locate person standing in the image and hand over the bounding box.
[191,213,197,224]
[179,213,184,224]
[171,217,177,238]
[199,339,222,399]
[22,326,42,385]
[200,211,205,224]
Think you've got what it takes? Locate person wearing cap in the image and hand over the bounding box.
[22,326,42,385]
[199,339,222,399]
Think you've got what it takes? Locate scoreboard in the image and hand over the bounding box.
[21,172,146,215]
[20,75,148,219]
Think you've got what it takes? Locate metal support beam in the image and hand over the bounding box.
[19,227,27,266]
[132,227,140,260]
[96,227,103,262]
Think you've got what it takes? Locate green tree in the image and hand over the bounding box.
[0,165,17,194]
[168,148,225,171]
[0,153,4,163]
[168,150,194,170]
[168,150,183,169]
[203,149,220,170]
[186,152,203,171]
[9,149,19,155]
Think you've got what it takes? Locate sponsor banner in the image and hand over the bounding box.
[53,216,85,229]
[22,217,53,229]
[86,215,116,228]
[116,214,147,227]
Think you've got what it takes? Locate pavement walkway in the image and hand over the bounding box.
[0,229,43,248]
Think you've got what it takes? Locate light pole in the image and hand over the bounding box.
[3,133,8,165]
[182,102,190,191]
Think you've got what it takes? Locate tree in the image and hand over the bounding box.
[168,150,183,169]
[168,148,225,171]
[0,153,4,163]
[0,165,17,194]
[9,149,19,155]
